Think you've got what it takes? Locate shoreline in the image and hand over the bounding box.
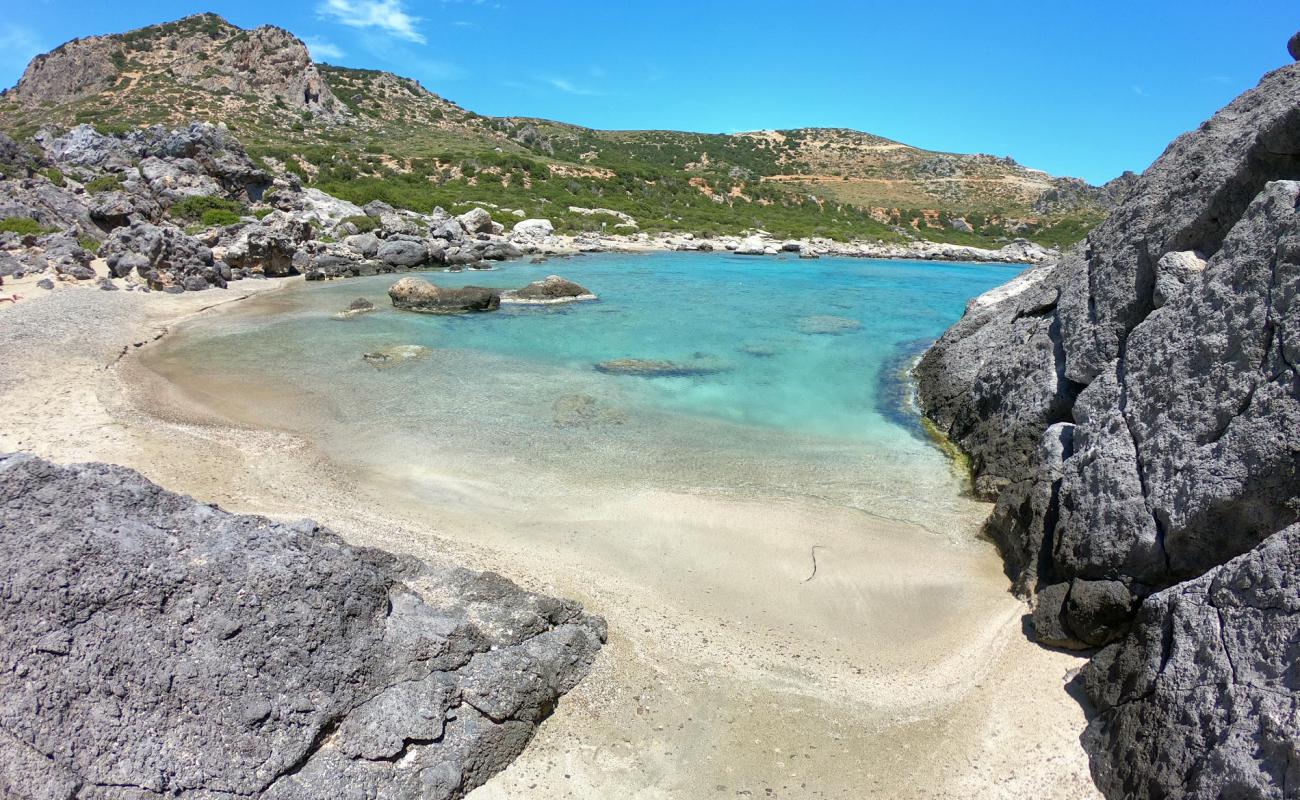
[515,229,1057,266]
[0,267,1098,798]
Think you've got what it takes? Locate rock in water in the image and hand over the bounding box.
[362,344,430,368]
[334,297,376,320]
[914,45,1300,798]
[502,275,596,304]
[797,315,862,335]
[388,276,501,314]
[0,453,604,799]
[594,357,730,377]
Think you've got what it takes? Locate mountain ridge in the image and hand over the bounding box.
[0,12,1112,246]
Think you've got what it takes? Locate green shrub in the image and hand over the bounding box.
[201,209,242,226]
[78,236,102,252]
[252,208,273,219]
[84,174,123,194]
[170,195,246,221]
[341,214,379,233]
[92,123,132,136]
[0,217,56,235]
[43,167,64,186]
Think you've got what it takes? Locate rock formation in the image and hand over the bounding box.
[0,453,604,799]
[9,14,337,117]
[915,47,1300,798]
[501,275,596,304]
[1081,523,1298,798]
[389,276,501,314]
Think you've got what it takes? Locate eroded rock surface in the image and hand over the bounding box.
[502,274,596,304]
[1081,524,1299,799]
[388,276,501,314]
[915,55,1300,798]
[0,454,604,799]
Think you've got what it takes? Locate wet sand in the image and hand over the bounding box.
[0,280,1100,798]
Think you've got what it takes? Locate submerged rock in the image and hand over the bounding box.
[594,357,730,377]
[740,344,777,358]
[362,344,430,368]
[551,393,627,427]
[0,453,604,799]
[388,276,500,314]
[502,275,596,304]
[797,315,862,335]
[334,297,376,320]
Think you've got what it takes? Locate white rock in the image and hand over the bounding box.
[511,219,555,241]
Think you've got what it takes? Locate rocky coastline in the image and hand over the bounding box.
[0,121,1057,303]
[916,42,1300,798]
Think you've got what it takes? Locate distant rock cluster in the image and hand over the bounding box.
[916,44,1300,798]
[0,121,552,293]
[0,453,605,799]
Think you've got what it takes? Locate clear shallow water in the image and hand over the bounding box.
[150,252,1018,534]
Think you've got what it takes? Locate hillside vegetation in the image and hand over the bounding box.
[0,13,1111,246]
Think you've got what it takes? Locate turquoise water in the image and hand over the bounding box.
[152,252,1017,533]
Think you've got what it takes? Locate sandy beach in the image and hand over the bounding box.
[0,279,1100,798]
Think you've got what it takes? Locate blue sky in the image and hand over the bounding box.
[2,1,1295,184]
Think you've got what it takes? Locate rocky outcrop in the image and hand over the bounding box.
[915,51,1300,798]
[102,220,227,290]
[501,275,596,304]
[221,216,311,277]
[0,453,603,799]
[1081,524,1298,798]
[8,14,337,117]
[388,276,501,314]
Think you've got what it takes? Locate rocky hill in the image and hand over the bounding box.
[916,40,1300,798]
[0,13,1109,248]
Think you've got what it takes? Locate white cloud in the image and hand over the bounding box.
[318,0,425,44]
[0,24,48,86]
[545,77,600,96]
[304,37,345,60]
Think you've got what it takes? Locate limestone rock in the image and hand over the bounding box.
[376,237,429,269]
[0,453,603,799]
[512,218,555,242]
[388,276,500,314]
[457,207,494,235]
[502,275,596,304]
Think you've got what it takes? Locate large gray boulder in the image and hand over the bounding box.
[376,237,429,269]
[915,51,1300,797]
[0,453,603,799]
[457,207,493,235]
[502,275,596,304]
[1081,523,1299,799]
[388,276,500,313]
